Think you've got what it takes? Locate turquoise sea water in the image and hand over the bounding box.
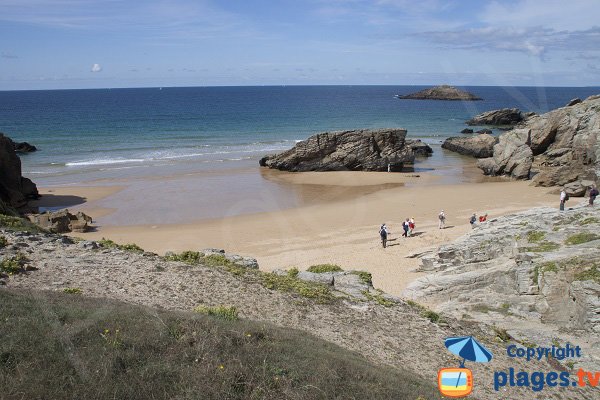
[1,85,599,224]
[2,85,599,186]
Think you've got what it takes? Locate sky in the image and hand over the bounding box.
[1,0,599,90]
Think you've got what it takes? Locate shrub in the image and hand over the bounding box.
[0,214,45,233]
[286,267,299,278]
[522,241,560,252]
[307,264,343,273]
[202,254,233,267]
[575,265,600,283]
[98,238,144,253]
[164,250,202,264]
[0,235,8,248]
[261,273,334,303]
[0,253,27,275]
[526,231,545,243]
[194,305,239,321]
[63,288,83,295]
[361,290,395,307]
[422,310,440,323]
[351,271,373,286]
[565,232,600,245]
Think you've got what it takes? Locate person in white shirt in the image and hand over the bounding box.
[438,210,446,229]
[560,189,568,211]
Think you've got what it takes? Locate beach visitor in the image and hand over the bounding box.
[559,188,568,211]
[479,213,488,223]
[470,213,477,229]
[402,219,410,237]
[589,186,599,206]
[379,223,389,248]
[409,217,415,236]
[438,210,446,229]
[387,163,391,173]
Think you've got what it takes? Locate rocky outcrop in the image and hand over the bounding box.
[27,210,92,233]
[441,134,498,158]
[461,128,474,134]
[13,141,37,153]
[466,108,525,126]
[396,85,482,101]
[566,98,582,107]
[476,95,600,188]
[404,205,600,368]
[259,129,416,172]
[0,133,39,211]
[406,139,433,157]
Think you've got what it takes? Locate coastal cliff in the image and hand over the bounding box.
[0,133,39,212]
[476,95,600,193]
[260,128,416,172]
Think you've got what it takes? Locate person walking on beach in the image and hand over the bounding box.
[479,213,488,223]
[589,186,599,206]
[409,217,415,236]
[438,210,446,229]
[379,223,389,248]
[470,213,477,229]
[402,218,410,237]
[559,188,568,211]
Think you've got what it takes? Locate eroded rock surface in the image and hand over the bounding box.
[441,135,498,158]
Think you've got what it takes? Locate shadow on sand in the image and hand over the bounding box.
[30,194,88,210]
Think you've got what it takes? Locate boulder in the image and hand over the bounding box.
[27,209,92,233]
[566,98,582,107]
[297,271,335,285]
[477,95,600,187]
[396,85,482,101]
[563,181,590,197]
[441,135,498,158]
[259,129,415,172]
[476,129,533,179]
[0,133,39,211]
[466,108,524,126]
[333,272,371,298]
[476,129,493,135]
[13,141,37,153]
[460,128,474,134]
[406,139,433,157]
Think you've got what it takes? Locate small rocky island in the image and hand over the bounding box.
[396,85,482,101]
[260,128,430,172]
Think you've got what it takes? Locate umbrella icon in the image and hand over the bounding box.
[444,336,493,390]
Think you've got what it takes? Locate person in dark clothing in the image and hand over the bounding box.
[470,213,477,229]
[402,218,410,237]
[589,186,599,206]
[379,224,389,248]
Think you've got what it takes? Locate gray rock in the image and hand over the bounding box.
[406,139,433,157]
[297,271,335,285]
[333,272,371,298]
[477,95,600,188]
[78,241,99,250]
[466,108,524,126]
[396,85,482,101]
[566,98,582,107]
[564,181,588,197]
[260,129,415,172]
[441,135,498,158]
[461,128,474,134]
[201,248,225,256]
[0,133,39,211]
[27,209,92,233]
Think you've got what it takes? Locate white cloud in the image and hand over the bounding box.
[91,63,102,72]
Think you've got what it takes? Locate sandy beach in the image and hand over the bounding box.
[37,171,559,296]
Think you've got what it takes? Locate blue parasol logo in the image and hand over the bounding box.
[445,336,493,367]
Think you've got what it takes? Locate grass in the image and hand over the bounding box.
[63,287,83,295]
[0,253,28,275]
[527,230,546,243]
[0,235,8,248]
[565,232,600,245]
[306,264,343,273]
[164,250,203,264]
[522,241,560,253]
[0,213,46,233]
[581,217,599,225]
[405,299,442,323]
[194,305,239,321]
[361,290,395,307]
[0,289,441,400]
[98,238,144,253]
[261,273,335,304]
[350,270,373,286]
[574,265,600,283]
[493,327,511,343]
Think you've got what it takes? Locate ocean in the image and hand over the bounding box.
[1,85,599,224]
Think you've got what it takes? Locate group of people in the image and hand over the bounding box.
[559,185,598,211]
[378,217,416,248]
[379,209,490,248]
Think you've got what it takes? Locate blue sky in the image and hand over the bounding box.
[1,0,599,89]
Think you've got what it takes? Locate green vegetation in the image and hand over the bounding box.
[98,238,144,253]
[527,230,546,243]
[63,287,83,295]
[286,267,299,278]
[422,310,441,323]
[522,241,560,253]
[565,232,600,245]
[581,217,599,225]
[575,265,600,283]
[0,253,27,275]
[164,250,202,264]
[362,290,395,307]
[493,327,511,343]
[405,299,442,323]
[0,214,46,233]
[306,264,343,273]
[261,273,334,304]
[351,270,373,286]
[0,235,8,248]
[0,290,440,399]
[194,305,239,321]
